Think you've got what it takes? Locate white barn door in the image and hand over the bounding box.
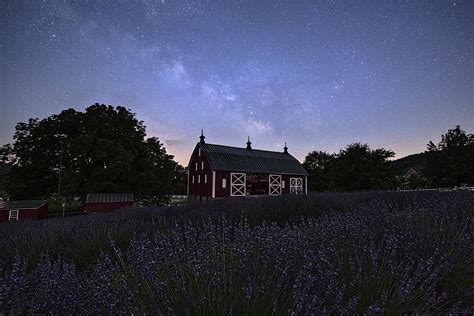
[290,178,303,194]
[269,175,282,195]
[231,173,246,196]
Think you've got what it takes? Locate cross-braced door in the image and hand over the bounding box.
[290,178,303,194]
[231,173,246,196]
[269,175,282,195]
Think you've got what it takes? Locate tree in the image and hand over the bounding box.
[0,104,183,202]
[303,150,335,191]
[0,162,11,200]
[331,143,395,191]
[424,125,474,187]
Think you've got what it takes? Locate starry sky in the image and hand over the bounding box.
[1,0,472,165]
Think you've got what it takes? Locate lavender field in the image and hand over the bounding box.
[0,191,473,314]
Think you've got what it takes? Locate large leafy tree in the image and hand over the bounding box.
[303,143,395,192]
[0,104,183,201]
[424,125,474,187]
[303,150,335,191]
[331,143,395,191]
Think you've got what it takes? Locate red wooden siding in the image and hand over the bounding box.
[188,145,213,198]
[0,204,48,223]
[213,172,305,198]
[187,143,307,199]
[215,171,230,197]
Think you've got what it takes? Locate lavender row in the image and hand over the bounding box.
[1,192,473,313]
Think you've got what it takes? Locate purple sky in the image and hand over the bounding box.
[1,0,472,165]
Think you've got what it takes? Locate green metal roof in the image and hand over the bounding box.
[199,143,308,176]
[0,200,47,210]
[86,193,134,204]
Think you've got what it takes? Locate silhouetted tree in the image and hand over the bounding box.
[424,125,474,187]
[303,150,335,191]
[0,104,183,202]
[331,143,395,191]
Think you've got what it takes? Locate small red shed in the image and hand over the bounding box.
[188,131,308,200]
[85,193,134,214]
[0,200,48,223]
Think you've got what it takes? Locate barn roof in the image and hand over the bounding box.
[198,143,308,175]
[0,200,47,210]
[86,193,134,204]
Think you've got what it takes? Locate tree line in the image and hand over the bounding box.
[0,104,472,201]
[0,104,186,204]
[303,125,473,191]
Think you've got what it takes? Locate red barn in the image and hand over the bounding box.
[0,200,48,223]
[188,132,308,200]
[85,193,134,214]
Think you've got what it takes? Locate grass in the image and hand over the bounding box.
[47,198,85,217]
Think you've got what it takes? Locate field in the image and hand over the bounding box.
[0,191,473,314]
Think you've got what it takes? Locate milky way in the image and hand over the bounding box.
[1,0,472,165]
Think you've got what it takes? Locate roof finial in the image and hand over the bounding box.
[199,130,205,144]
[246,136,252,150]
[283,142,288,153]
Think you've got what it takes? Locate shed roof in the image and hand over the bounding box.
[86,193,134,204]
[198,143,308,175]
[0,200,47,210]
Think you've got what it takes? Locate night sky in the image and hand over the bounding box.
[1,1,472,165]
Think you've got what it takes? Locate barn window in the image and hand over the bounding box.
[201,161,204,170]
[290,178,303,194]
[198,175,201,183]
[204,174,207,183]
[222,179,227,188]
[192,176,195,184]
[282,180,285,188]
[195,163,198,171]
[198,148,201,156]
[9,210,19,221]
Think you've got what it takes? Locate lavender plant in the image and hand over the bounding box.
[0,191,472,314]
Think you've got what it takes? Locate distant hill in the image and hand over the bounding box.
[391,151,440,176]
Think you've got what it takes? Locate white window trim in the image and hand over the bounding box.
[204,174,207,183]
[198,148,201,156]
[192,175,195,183]
[198,175,201,183]
[195,163,198,171]
[222,178,227,188]
[305,176,308,195]
[9,210,19,221]
[290,177,303,195]
[201,161,204,170]
[212,171,216,198]
[282,180,285,189]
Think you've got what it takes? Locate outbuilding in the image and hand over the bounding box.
[188,131,308,200]
[0,200,48,223]
[85,193,134,214]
